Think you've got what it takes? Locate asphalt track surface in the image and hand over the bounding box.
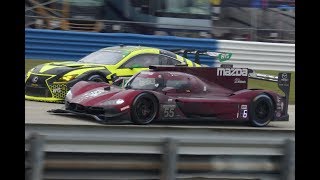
[25,100,295,130]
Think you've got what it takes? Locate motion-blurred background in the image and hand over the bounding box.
[25,0,295,43]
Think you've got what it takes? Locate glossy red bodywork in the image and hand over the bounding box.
[65,67,287,122]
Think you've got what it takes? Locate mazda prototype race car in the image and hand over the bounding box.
[48,65,291,127]
[25,45,203,103]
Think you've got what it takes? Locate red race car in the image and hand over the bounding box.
[48,65,291,127]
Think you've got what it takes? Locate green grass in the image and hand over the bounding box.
[248,70,295,104]
[25,59,295,104]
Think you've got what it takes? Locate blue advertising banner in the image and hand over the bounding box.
[211,0,295,8]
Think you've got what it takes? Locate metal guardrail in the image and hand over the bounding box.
[25,124,294,180]
[215,40,295,71]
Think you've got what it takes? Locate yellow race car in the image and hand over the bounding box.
[25,45,201,103]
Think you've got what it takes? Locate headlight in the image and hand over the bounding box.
[66,90,73,99]
[102,99,124,105]
[58,74,78,82]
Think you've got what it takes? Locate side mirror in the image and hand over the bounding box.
[110,73,119,82]
[113,78,124,87]
[162,87,177,94]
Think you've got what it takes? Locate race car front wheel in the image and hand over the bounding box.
[249,94,274,127]
[131,93,159,125]
[87,74,105,82]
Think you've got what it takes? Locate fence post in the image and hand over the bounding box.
[28,133,45,180]
[161,138,178,180]
[281,139,295,180]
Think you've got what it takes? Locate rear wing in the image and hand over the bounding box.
[171,49,232,64]
[249,70,278,82]
[248,69,291,97]
[248,69,291,115]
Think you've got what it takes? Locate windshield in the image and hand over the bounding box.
[125,72,165,90]
[125,71,196,91]
[78,50,126,64]
[126,77,161,90]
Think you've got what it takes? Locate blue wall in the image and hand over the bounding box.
[25,28,219,66]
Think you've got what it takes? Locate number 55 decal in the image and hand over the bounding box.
[163,105,175,118]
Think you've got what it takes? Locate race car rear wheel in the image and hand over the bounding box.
[87,74,105,82]
[249,94,274,127]
[131,93,159,125]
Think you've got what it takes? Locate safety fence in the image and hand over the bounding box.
[25,124,295,180]
[25,28,295,70]
[215,40,295,71]
[25,28,218,66]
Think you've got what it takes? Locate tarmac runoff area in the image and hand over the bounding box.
[25,100,295,130]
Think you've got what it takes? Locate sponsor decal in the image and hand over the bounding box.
[217,53,232,62]
[162,104,176,118]
[120,105,130,111]
[276,96,284,111]
[88,89,104,97]
[239,104,248,118]
[241,105,247,109]
[280,73,289,82]
[278,72,291,90]
[73,89,104,103]
[32,76,38,83]
[234,78,246,84]
[276,96,281,108]
[282,73,287,79]
[52,87,61,93]
[217,68,248,77]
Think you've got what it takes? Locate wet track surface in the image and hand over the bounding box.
[25,100,295,130]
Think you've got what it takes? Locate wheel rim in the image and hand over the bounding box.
[255,101,270,121]
[135,97,155,123]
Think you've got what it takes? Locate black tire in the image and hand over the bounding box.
[249,94,274,127]
[87,74,105,82]
[131,93,159,125]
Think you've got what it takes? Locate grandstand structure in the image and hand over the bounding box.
[25,0,295,43]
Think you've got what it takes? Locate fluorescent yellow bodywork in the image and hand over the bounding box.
[25,46,201,103]
[25,95,64,103]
